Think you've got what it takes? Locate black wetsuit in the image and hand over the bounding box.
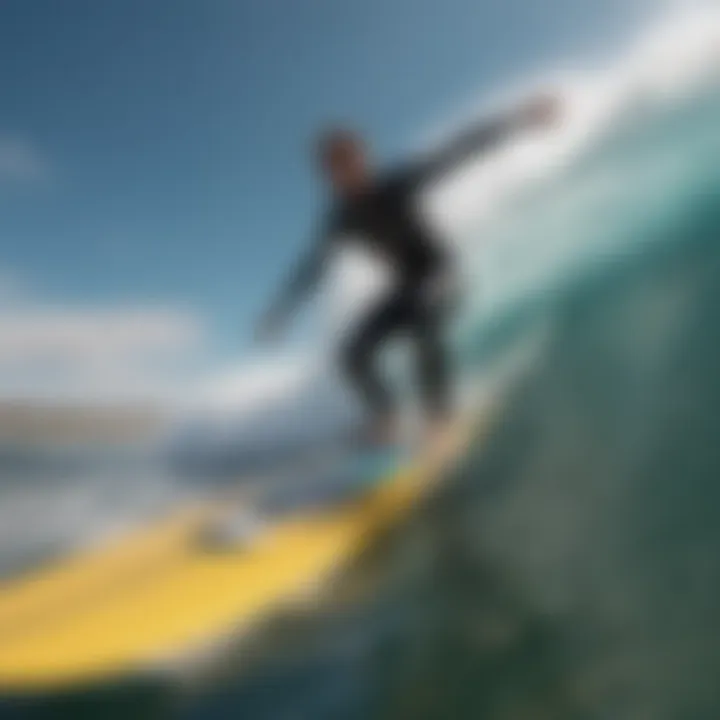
[273,112,523,421]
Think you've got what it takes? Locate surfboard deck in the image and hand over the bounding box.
[0,412,480,694]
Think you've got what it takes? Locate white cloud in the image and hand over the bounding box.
[0,308,201,366]
[0,269,205,403]
[0,137,51,184]
[0,305,204,403]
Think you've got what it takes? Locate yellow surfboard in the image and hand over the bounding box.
[0,414,481,694]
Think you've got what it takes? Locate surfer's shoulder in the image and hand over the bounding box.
[377,161,425,195]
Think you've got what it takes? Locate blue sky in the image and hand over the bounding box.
[0,0,652,371]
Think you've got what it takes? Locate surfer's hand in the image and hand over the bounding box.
[519,93,561,129]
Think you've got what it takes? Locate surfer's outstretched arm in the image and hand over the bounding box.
[256,229,332,341]
[405,93,559,188]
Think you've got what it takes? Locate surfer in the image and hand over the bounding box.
[256,94,559,444]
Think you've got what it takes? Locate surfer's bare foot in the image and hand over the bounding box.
[423,414,453,449]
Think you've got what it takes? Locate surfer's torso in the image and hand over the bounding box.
[327,167,449,286]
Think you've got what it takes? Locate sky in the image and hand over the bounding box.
[0,0,660,401]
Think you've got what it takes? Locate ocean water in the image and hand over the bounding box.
[2,10,720,719]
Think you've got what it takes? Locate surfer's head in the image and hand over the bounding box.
[316,127,369,193]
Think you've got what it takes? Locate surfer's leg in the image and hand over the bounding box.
[411,315,455,449]
[414,310,451,420]
[410,274,458,435]
[340,293,409,441]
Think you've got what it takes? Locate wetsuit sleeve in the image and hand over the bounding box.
[399,109,526,189]
[266,220,335,324]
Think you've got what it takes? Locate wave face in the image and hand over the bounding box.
[402,126,720,718]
